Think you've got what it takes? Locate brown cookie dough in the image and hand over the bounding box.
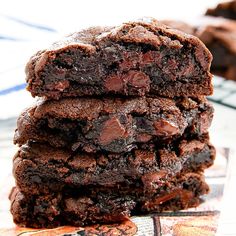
[13,135,215,195]
[26,18,213,99]
[10,172,209,228]
[14,96,213,153]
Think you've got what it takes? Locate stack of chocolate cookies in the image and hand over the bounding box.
[10,19,215,228]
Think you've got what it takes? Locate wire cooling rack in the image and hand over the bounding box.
[209,76,236,110]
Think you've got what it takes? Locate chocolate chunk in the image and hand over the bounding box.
[99,117,126,145]
[105,74,124,92]
[154,119,180,136]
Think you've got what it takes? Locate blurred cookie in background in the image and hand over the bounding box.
[206,0,236,20]
[161,17,236,81]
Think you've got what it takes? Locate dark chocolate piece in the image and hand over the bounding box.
[26,18,213,99]
[14,96,213,153]
[10,172,209,228]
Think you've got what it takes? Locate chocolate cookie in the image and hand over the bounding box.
[13,134,215,195]
[206,0,236,20]
[14,96,213,153]
[161,17,236,81]
[26,18,213,99]
[196,17,236,81]
[10,172,209,228]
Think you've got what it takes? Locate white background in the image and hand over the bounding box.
[1,0,224,35]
